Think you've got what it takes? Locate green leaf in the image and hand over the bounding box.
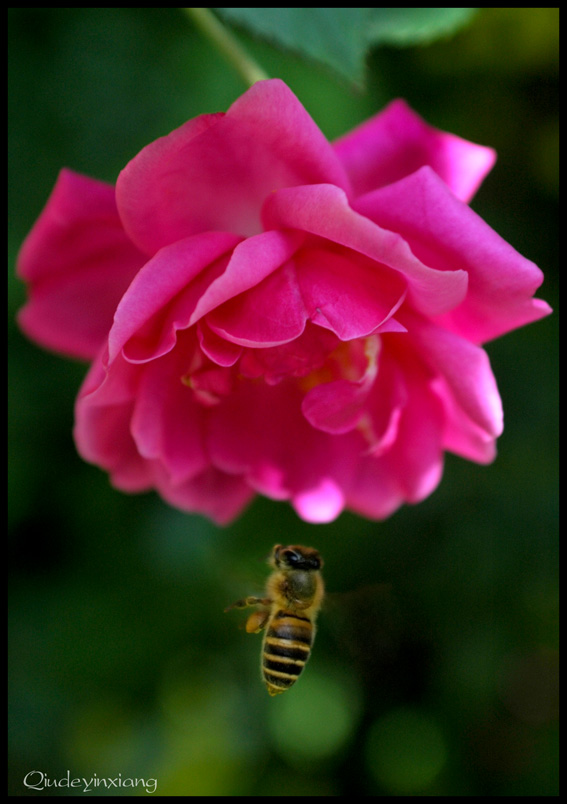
[366,8,478,46]
[215,7,477,86]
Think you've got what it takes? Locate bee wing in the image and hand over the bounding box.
[319,583,401,684]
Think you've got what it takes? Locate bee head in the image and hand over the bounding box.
[272,544,323,571]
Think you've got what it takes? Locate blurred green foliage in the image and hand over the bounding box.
[9,8,557,796]
[215,7,478,86]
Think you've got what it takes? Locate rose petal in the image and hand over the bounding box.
[434,378,498,464]
[354,167,552,343]
[382,376,445,502]
[262,183,468,318]
[295,246,406,340]
[130,334,209,485]
[208,377,362,521]
[301,379,368,434]
[116,78,350,253]
[333,98,496,202]
[107,231,242,364]
[408,315,503,440]
[346,366,445,516]
[17,169,145,361]
[112,230,304,365]
[197,321,242,367]
[75,345,252,523]
[344,454,406,520]
[238,323,339,384]
[207,260,308,347]
[363,346,408,456]
[74,355,153,492]
[292,478,345,524]
[153,465,255,526]
[346,399,444,518]
[301,337,379,434]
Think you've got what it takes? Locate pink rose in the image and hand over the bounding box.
[17,80,551,524]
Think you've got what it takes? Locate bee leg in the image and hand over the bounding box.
[245,608,271,634]
[225,597,272,634]
[224,596,271,613]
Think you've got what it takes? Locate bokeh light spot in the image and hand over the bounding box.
[268,671,360,764]
[365,707,447,794]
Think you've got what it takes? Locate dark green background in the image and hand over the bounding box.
[8,8,558,796]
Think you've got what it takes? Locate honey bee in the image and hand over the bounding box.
[225,544,324,696]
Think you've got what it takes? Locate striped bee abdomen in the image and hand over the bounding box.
[262,610,313,696]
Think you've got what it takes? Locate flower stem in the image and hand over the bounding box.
[185,8,269,87]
